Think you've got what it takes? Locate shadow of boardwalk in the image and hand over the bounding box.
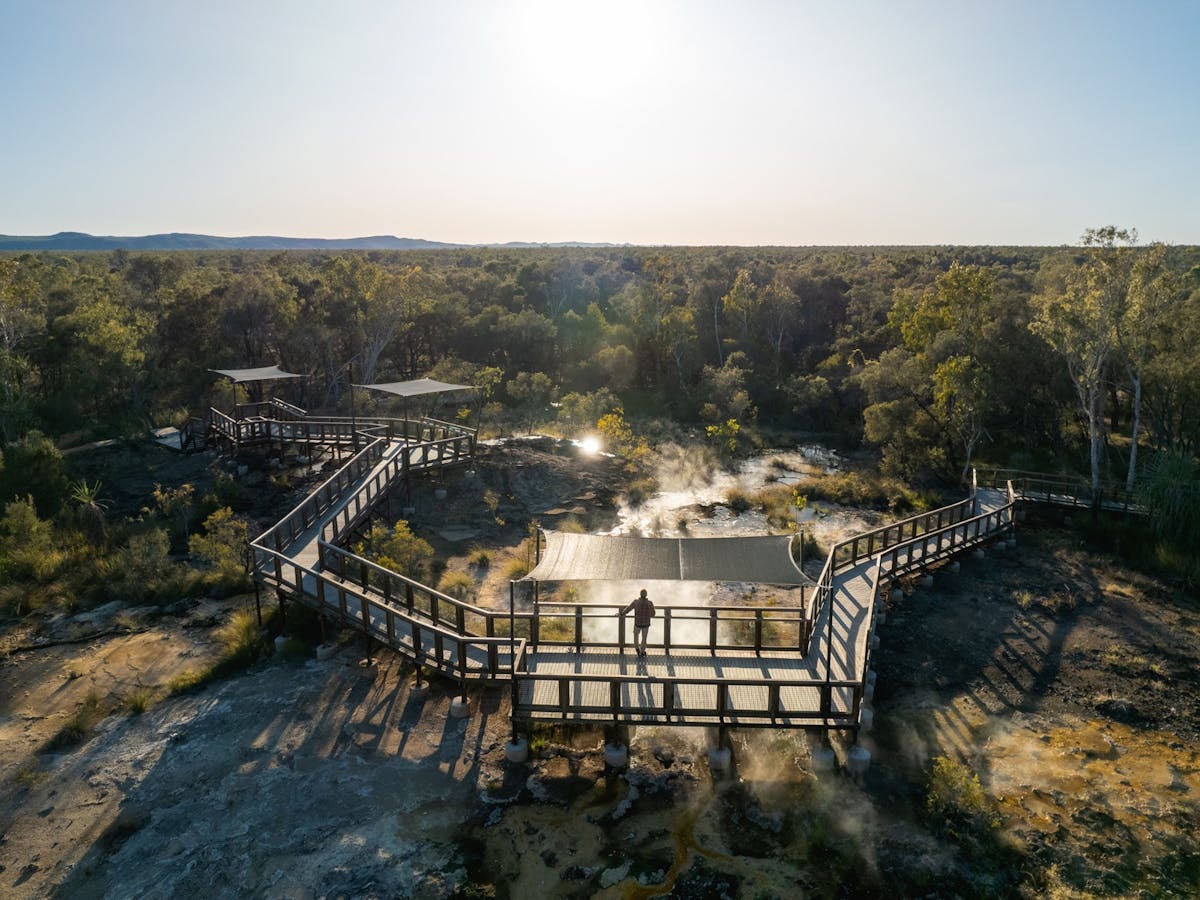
[39,646,506,899]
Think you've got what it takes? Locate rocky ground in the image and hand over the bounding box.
[2,446,1199,898]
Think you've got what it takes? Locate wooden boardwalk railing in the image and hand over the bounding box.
[249,431,1017,732]
[976,467,1142,513]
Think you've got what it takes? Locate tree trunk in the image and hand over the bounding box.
[1126,374,1142,494]
[1088,380,1104,496]
[712,301,723,366]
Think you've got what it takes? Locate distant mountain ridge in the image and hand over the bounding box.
[0,231,624,251]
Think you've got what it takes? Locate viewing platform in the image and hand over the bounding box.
[249,415,1019,736]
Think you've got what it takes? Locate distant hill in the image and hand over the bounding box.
[0,232,626,252]
[0,232,463,251]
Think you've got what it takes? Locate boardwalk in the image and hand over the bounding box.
[251,427,1015,733]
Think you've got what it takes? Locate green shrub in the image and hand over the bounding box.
[0,496,62,584]
[189,507,251,591]
[354,519,434,580]
[0,431,69,517]
[104,527,173,602]
[925,756,1000,838]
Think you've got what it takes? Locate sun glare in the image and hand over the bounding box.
[579,435,602,455]
[504,1,669,97]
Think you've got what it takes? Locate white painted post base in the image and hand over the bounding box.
[409,679,429,698]
[604,742,629,768]
[875,607,886,625]
[869,634,880,650]
[920,574,934,588]
[434,487,448,501]
[505,738,529,763]
[450,696,470,718]
[866,668,877,686]
[315,643,338,661]
[274,635,288,654]
[859,707,875,732]
[890,589,903,603]
[973,548,985,560]
[864,681,875,703]
[847,745,872,775]
[707,747,732,772]
[949,561,961,574]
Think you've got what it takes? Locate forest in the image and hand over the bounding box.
[1,233,1197,487]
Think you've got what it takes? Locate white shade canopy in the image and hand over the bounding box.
[355,378,475,398]
[525,532,810,586]
[210,365,303,383]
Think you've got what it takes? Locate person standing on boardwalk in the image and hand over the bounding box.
[619,588,655,657]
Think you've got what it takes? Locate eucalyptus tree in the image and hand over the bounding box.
[1031,227,1137,494]
[1117,243,1179,491]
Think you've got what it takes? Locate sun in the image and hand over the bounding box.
[503,1,667,98]
[579,435,602,455]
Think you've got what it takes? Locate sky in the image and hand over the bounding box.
[2,0,1198,245]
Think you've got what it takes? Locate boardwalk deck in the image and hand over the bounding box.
[250,425,1014,733]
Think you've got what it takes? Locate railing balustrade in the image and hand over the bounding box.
[250,544,521,679]
[513,670,864,724]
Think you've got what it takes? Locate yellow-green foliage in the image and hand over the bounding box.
[0,496,62,583]
[167,669,205,694]
[168,610,267,696]
[217,609,263,663]
[556,516,587,534]
[189,507,250,588]
[598,407,650,470]
[438,569,474,600]
[125,686,153,714]
[153,481,195,538]
[804,471,924,513]
[926,756,1000,837]
[503,557,530,581]
[105,527,173,602]
[355,519,434,580]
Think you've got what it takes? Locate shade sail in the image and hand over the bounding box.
[210,365,303,383]
[355,378,475,398]
[525,532,810,586]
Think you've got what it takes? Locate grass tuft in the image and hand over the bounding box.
[42,689,107,752]
[125,686,153,715]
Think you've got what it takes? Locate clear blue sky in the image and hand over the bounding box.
[2,0,1197,245]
